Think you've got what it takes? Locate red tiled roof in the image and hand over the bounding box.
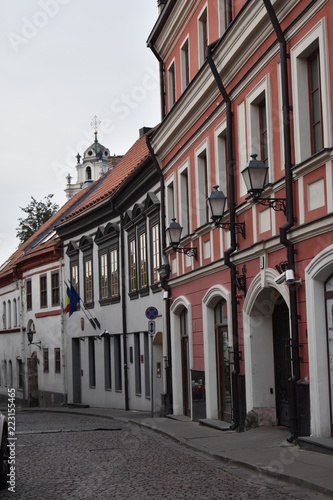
[0,185,95,279]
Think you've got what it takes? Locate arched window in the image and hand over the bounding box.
[86,166,92,181]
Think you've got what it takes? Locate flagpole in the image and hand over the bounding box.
[67,280,100,329]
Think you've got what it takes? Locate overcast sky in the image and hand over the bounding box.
[0,0,161,266]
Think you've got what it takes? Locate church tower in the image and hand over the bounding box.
[65,116,120,199]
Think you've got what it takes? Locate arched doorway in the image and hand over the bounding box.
[273,298,291,426]
[180,309,190,417]
[243,274,291,426]
[325,275,333,435]
[214,299,231,422]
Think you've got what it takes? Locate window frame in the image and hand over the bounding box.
[167,59,176,110]
[26,279,32,311]
[43,348,49,373]
[180,37,190,92]
[198,5,208,68]
[51,271,60,307]
[54,347,61,374]
[40,274,47,309]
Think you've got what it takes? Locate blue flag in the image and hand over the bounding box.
[68,282,81,317]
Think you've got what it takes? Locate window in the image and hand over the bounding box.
[181,38,190,92]
[198,7,208,67]
[111,248,119,298]
[55,348,61,374]
[3,361,7,387]
[168,61,176,110]
[43,348,49,373]
[104,336,112,390]
[114,335,122,391]
[215,123,228,206]
[71,263,79,292]
[95,223,120,303]
[8,360,13,387]
[246,77,272,184]
[86,166,92,181]
[139,232,147,289]
[134,333,141,395]
[195,143,210,227]
[166,178,175,225]
[2,302,6,329]
[13,299,17,327]
[88,337,96,388]
[84,259,93,305]
[308,49,323,154]
[151,223,160,285]
[100,253,108,300]
[40,275,47,308]
[130,239,137,293]
[291,20,329,164]
[17,359,23,389]
[17,298,20,327]
[259,99,268,166]
[51,271,60,306]
[26,279,32,311]
[179,165,190,236]
[7,301,11,329]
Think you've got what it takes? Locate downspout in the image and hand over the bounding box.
[148,45,166,120]
[263,0,300,439]
[120,212,129,411]
[207,42,242,430]
[146,131,172,414]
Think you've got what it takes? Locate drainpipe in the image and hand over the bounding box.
[207,42,242,430]
[146,131,172,414]
[263,0,300,440]
[148,46,166,120]
[119,212,129,411]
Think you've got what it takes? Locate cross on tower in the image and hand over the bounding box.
[90,115,101,142]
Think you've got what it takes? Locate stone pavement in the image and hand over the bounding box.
[3,405,333,497]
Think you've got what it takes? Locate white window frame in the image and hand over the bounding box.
[198,3,208,68]
[291,19,331,164]
[218,0,227,36]
[246,75,274,184]
[166,174,176,227]
[195,138,211,227]
[178,160,191,236]
[167,59,176,111]
[214,120,227,208]
[180,36,190,93]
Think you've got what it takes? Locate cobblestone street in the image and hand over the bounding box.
[1,411,330,499]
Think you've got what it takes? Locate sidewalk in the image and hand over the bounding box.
[10,406,333,497]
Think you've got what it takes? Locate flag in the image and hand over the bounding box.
[69,282,81,317]
[64,281,81,317]
[65,285,70,314]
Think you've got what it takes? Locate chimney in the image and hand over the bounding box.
[157,0,167,15]
[139,127,152,138]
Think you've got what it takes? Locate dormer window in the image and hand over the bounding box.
[88,150,93,156]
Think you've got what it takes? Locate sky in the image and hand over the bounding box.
[0,0,161,266]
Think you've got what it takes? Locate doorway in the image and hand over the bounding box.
[180,309,190,417]
[215,300,231,422]
[325,276,333,435]
[72,338,82,404]
[272,299,291,426]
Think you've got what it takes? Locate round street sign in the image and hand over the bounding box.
[145,306,158,320]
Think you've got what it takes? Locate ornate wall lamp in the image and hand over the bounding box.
[207,186,246,239]
[241,154,286,214]
[166,218,198,260]
[27,328,41,350]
